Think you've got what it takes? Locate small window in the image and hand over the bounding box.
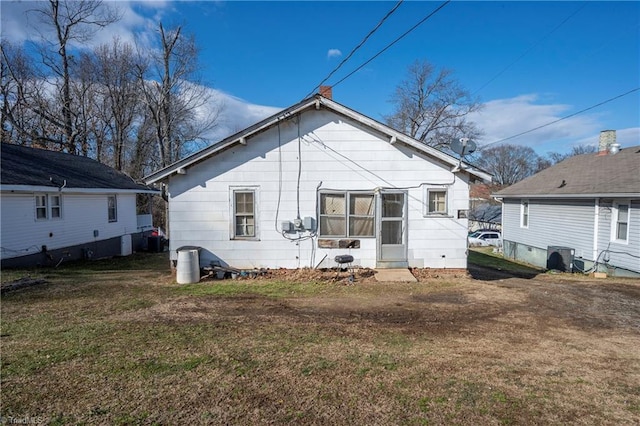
[427,189,447,215]
[613,203,629,242]
[50,195,61,218]
[234,191,255,237]
[521,200,529,228]
[35,195,47,220]
[108,195,118,222]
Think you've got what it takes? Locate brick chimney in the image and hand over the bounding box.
[598,130,616,153]
[319,85,333,99]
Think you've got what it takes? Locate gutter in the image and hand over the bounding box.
[493,193,640,199]
[1,185,159,195]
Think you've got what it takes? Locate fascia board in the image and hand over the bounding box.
[1,185,159,194]
[493,193,640,199]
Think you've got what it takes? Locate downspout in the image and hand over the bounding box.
[593,198,599,264]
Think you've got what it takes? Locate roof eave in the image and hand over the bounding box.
[493,192,640,199]
[1,185,159,194]
[144,94,492,184]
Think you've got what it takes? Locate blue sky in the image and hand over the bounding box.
[2,1,639,155]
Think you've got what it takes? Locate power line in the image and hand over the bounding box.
[304,0,404,99]
[479,87,640,149]
[472,1,588,96]
[331,0,451,91]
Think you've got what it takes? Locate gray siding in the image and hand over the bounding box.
[596,199,640,273]
[502,198,595,260]
[503,197,639,275]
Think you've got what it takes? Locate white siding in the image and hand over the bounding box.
[1,192,138,260]
[168,109,471,269]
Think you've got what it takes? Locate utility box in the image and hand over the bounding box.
[546,246,575,272]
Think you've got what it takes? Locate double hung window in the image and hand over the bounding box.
[612,202,629,242]
[35,194,62,220]
[108,195,118,222]
[231,187,259,239]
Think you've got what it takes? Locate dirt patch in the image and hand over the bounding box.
[3,259,640,425]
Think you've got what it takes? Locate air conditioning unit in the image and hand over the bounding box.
[546,246,574,272]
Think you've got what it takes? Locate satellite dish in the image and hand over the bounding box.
[449,137,477,157]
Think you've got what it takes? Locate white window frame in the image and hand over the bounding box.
[230,186,259,240]
[35,194,48,220]
[35,194,63,221]
[318,191,375,238]
[50,194,62,219]
[520,200,529,228]
[611,201,630,243]
[425,188,448,216]
[108,195,118,223]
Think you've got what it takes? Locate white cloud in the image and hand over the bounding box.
[470,94,603,153]
[0,1,168,51]
[572,127,640,149]
[202,90,282,142]
[327,49,342,59]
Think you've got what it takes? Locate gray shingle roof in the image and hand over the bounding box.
[494,145,640,198]
[1,143,153,192]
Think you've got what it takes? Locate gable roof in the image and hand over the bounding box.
[144,94,492,185]
[1,143,156,193]
[494,145,640,198]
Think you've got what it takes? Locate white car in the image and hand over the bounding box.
[468,230,502,247]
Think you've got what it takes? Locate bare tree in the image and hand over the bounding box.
[546,144,597,165]
[136,23,219,168]
[476,144,542,186]
[93,38,143,171]
[1,41,58,147]
[24,0,119,153]
[385,60,482,148]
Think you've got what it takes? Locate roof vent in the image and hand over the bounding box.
[609,143,621,155]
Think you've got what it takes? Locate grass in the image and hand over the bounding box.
[2,252,639,425]
[468,247,543,275]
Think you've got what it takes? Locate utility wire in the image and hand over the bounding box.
[472,1,588,96]
[304,0,404,99]
[330,0,451,90]
[479,87,640,149]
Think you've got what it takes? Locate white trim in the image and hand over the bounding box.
[611,200,630,244]
[1,185,158,195]
[424,187,448,216]
[107,195,118,223]
[593,198,600,262]
[318,190,376,238]
[520,200,529,229]
[494,192,640,200]
[143,95,493,185]
[229,186,260,240]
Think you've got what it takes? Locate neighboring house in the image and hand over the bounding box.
[493,131,639,277]
[469,183,502,231]
[144,93,491,271]
[1,143,159,268]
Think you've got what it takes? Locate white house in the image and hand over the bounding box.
[144,94,491,271]
[494,131,640,277]
[1,143,159,268]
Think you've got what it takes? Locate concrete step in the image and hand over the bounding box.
[374,268,417,282]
